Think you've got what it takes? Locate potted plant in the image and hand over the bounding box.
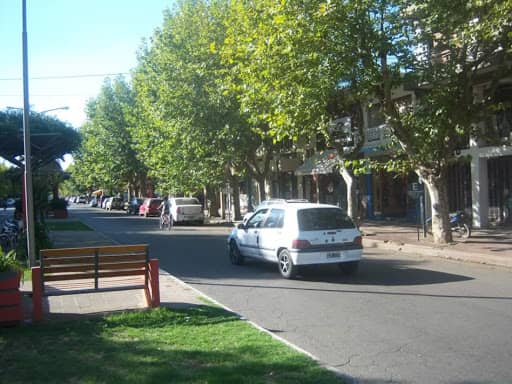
[0,249,25,324]
[50,197,68,219]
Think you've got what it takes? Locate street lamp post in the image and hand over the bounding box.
[20,1,70,267]
[21,0,37,267]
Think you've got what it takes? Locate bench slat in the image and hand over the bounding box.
[43,254,147,267]
[43,261,147,274]
[44,269,146,282]
[44,265,95,274]
[99,270,147,279]
[41,248,96,258]
[97,244,148,253]
[99,254,147,263]
[41,244,148,257]
[43,256,95,266]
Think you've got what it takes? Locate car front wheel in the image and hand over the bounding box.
[278,249,297,279]
[228,241,244,265]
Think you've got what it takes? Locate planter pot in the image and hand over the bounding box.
[0,271,23,325]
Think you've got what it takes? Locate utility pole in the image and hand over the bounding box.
[22,0,36,267]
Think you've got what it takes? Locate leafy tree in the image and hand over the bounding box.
[0,109,80,169]
[334,0,512,243]
[220,0,510,242]
[0,109,80,221]
[0,165,22,199]
[220,0,370,214]
[132,0,264,218]
[59,164,81,197]
[73,77,148,197]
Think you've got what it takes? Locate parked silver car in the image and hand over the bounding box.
[106,197,124,211]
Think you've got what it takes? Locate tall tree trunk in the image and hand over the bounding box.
[340,167,358,220]
[52,184,59,199]
[227,173,242,221]
[421,171,452,244]
[255,175,266,202]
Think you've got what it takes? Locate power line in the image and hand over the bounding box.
[0,72,130,81]
[0,94,93,97]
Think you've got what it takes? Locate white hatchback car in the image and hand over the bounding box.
[227,202,363,278]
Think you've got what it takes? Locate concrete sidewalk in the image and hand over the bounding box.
[20,214,511,321]
[21,226,208,321]
[359,220,512,268]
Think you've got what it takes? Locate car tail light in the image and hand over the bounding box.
[292,239,311,249]
[177,207,182,214]
[354,236,362,246]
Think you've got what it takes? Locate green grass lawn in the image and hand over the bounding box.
[0,306,344,384]
[45,220,93,231]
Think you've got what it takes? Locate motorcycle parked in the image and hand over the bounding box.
[426,211,471,239]
[449,211,471,239]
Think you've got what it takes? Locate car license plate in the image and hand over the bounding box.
[327,252,341,259]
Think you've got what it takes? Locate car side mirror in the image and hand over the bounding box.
[237,223,246,230]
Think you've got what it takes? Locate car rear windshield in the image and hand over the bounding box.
[297,208,355,231]
[150,199,162,207]
[175,198,200,205]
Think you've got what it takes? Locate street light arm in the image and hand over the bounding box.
[39,106,70,114]
[6,106,70,114]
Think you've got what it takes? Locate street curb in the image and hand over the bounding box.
[363,238,512,269]
[166,273,357,384]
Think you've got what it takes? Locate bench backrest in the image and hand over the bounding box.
[40,244,149,291]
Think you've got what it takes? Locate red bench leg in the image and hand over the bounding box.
[147,259,160,308]
[32,266,43,321]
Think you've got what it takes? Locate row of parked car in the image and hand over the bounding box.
[87,196,205,225]
[134,197,205,225]
[87,196,124,210]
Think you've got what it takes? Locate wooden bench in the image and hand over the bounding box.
[31,244,160,321]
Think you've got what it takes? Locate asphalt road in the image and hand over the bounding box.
[74,206,512,384]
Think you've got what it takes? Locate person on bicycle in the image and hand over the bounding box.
[158,196,172,228]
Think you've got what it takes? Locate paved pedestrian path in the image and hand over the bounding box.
[16,211,512,321]
[20,221,207,321]
[360,220,512,268]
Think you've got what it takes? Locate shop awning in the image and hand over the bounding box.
[295,149,340,176]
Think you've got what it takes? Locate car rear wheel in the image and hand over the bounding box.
[338,261,359,275]
[228,241,244,265]
[278,249,297,279]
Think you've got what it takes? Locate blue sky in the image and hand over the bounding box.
[0,0,173,128]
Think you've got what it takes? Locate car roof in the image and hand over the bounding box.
[258,202,342,211]
[260,198,308,205]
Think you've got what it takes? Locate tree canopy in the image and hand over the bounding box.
[72,0,511,241]
[0,109,80,169]
[72,77,148,196]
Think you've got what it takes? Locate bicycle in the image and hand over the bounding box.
[160,213,172,231]
[0,232,17,253]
